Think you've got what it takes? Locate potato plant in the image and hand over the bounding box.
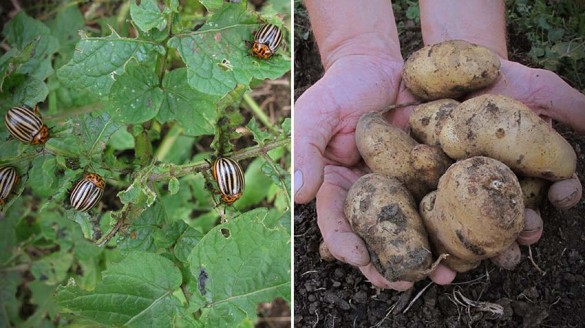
[0,1,291,327]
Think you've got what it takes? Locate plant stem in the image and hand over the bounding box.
[243,93,278,134]
[155,123,184,162]
[148,137,290,182]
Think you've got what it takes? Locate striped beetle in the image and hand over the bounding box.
[4,105,50,145]
[70,173,105,212]
[211,157,245,205]
[0,166,19,206]
[251,24,283,60]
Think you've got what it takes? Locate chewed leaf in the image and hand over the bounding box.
[188,208,291,326]
[57,31,163,96]
[168,5,290,96]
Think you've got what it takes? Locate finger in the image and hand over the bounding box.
[517,208,543,246]
[316,166,369,266]
[428,263,457,285]
[294,80,338,204]
[548,173,583,210]
[490,242,521,270]
[359,264,414,291]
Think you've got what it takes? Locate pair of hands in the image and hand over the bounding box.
[294,49,584,290]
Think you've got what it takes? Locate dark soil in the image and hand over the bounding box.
[293,5,585,328]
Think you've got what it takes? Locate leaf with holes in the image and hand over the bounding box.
[130,0,179,33]
[57,31,163,97]
[188,208,291,326]
[168,5,290,96]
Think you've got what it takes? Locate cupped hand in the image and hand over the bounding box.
[294,54,410,204]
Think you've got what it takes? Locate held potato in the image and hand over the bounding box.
[420,157,525,272]
[403,40,500,100]
[344,174,441,282]
[439,94,577,181]
[356,112,452,200]
[409,99,460,145]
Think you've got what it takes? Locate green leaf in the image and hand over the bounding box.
[159,68,218,136]
[31,251,74,285]
[29,156,58,198]
[48,5,85,60]
[117,202,165,252]
[0,74,49,108]
[188,208,291,326]
[108,63,164,124]
[168,5,290,96]
[247,117,272,143]
[0,272,22,325]
[234,157,273,208]
[131,0,178,32]
[57,31,163,96]
[57,252,183,327]
[168,177,180,195]
[199,0,225,11]
[174,226,204,263]
[2,12,59,80]
[282,118,291,135]
[108,126,135,150]
[74,112,121,161]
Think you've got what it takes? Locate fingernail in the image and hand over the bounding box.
[294,170,303,194]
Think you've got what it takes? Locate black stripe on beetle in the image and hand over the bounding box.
[0,166,19,205]
[70,173,105,212]
[4,105,50,145]
[251,24,283,59]
[212,157,245,204]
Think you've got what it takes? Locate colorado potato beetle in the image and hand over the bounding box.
[211,157,245,204]
[4,105,50,145]
[70,173,105,212]
[251,24,283,59]
[0,166,19,206]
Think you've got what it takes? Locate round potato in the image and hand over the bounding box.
[419,157,525,272]
[439,94,577,181]
[344,174,435,282]
[403,40,500,100]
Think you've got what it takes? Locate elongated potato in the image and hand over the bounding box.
[356,112,452,199]
[439,94,577,181]
[403,40,500,100]
[344,174,436,282]
[420,157,525,272]
[409,99,460,145]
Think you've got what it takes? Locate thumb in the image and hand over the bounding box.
[294,81,338,203]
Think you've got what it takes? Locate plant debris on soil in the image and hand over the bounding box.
[293,5,585,328]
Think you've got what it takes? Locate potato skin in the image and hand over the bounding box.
[440,94,577,181]
[344,174,433,282]
[409,99,460,146]
[403,40,500,100]
[356,112,452,199]
[420,157,525,272]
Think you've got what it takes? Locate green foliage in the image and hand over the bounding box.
[507,0,585,91]
[0,1,291,327]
